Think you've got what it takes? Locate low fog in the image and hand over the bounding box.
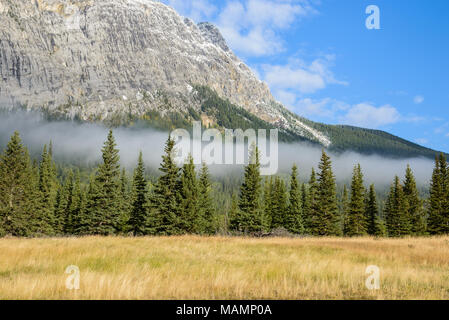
[0,111,435,187]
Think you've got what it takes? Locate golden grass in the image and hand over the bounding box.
[0,236,448,300]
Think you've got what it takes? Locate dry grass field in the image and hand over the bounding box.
[0,236,448,300]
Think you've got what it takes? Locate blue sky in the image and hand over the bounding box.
[161,0,449,152]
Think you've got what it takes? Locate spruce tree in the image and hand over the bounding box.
[262,177,274,231]
[438,154,449,233]
[54,171,73,235]
[0,132,37,236]
[129,152,149,236]
[316,150,340,236]
[301,183,308,220]
[428,156,443,234]
[270,177,288,230]
[197,162,215,234]
[85,130,121,235]
[233,144,263,233]
[341,185,350,235]
[365,184,386,236]
[178,155,199,234]
[385,176,411,237]
[286,165,304,234]
[403,165,426,235]
[305,168,320,235]
[66,170,84,235]
[36,145,58,235]
[148,135,180,235]
[345,164,367,236]
[118,168,131,233]
[228,193,239,232]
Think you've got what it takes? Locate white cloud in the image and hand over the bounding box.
[339,103,401,128]
[414,95,424,104]
[293,98,349,118]
[163,0,217,22]
[161,0,317,57]
[261,56,348,95]
[216,0,317,56]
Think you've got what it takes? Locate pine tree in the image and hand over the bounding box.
[197,163,215,234]
[345,164,367,236]
[178,155,199,234]
[66,170,84,235]
[81,175,98,235]
[341,185,350,235]
[118,168,131,233]
[301,183,308,220]
[0,132,37,236]
[36,145,58,235]
[148,135,180,235]
[228,193,239,232]
[365,184,386,236]
[305,168,320,235]
[438,154,449,233]
[233,144,263,233]
[403,165,426,235]
[270,177,287,230]
[85,130,121,235]
[54,171,73,235]
[428,156,443,234]
[262,177,274,231]
[316,150,341,236]
[385,176,411,237]
[129,152,149,236]
[286,165,304,234]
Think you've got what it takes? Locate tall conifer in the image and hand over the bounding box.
[345,164,367,236]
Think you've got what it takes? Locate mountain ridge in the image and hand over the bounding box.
[0,0,442,158]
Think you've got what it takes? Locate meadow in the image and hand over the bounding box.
[0,236,448,300]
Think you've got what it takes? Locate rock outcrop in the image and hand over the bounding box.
[0,0,331,145]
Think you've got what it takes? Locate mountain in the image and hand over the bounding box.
[0,0,441,158]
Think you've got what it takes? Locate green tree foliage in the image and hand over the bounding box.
[316,150,341,236]
[428,156,443,234]
[365,184,386,236]
[262,177,274,231]
[427,154,449,235]
[85,130,121,235]
[403,165,426,235]
[66,170,84,235]
[341,185,349,234]
[54,171,73,234]
[129,152,149,236]
[36,145,58,235]
[385,176,411,237]
[197,163,216,234]
[118,169,132,233]
[178,155,199,233]
[270,177,288,230]
[148,135,180,235]
[0,132,37,236]
[1,129,447,239]
[286,165,304,234]
[232,144,263,233]
[305,168,320,235]
[345,164,367,236]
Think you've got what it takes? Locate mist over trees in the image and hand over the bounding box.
[0,130,448,238]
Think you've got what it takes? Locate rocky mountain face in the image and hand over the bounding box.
[0,0,442,159]
[0,0,334,146]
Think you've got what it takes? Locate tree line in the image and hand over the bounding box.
[0,131,448,237]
